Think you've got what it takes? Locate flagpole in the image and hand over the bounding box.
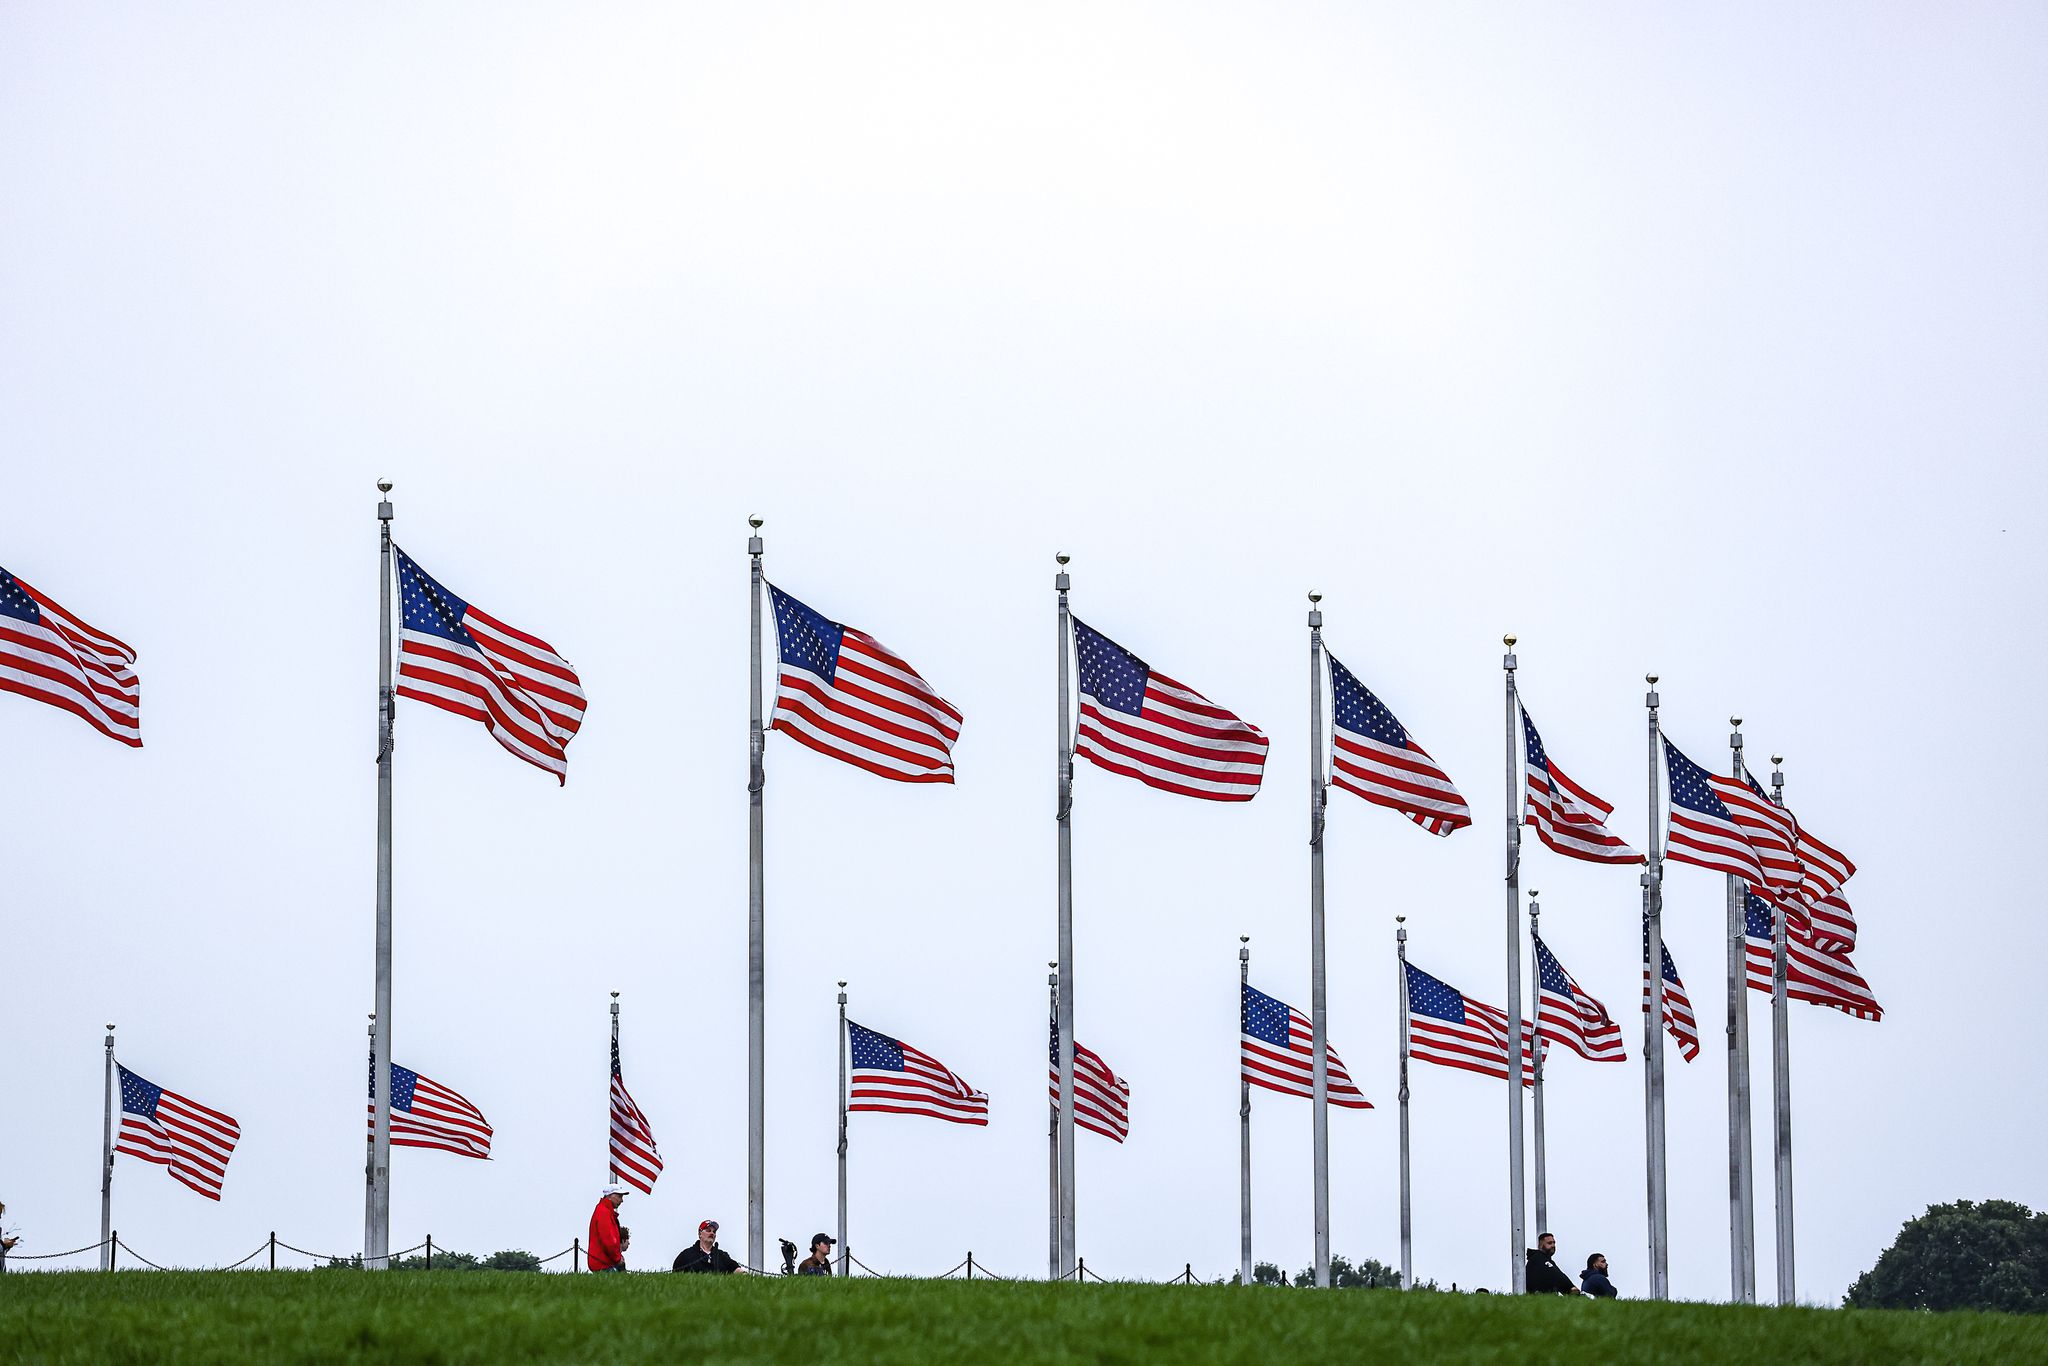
[746,516,766,1274]
[1725,719,1757,1302]
[99,1023,115,1271]
[1642,674,1670,1300]
[1054,553,1076,1281]
[1048,963,1059,1281]
[1502,635,1527,1292]
[1396,917,1412,1291]
[369,480,395,1271]
[1768,756,1797,1305]
[1306,592,1330,1289]
[1529,892,1546,1237]
[609,993,621,1184]
[1238,935,1252,1287]
[837,981,849,1276]
[363,1013,375,1251]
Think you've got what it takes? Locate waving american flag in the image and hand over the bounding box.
[848,1020,988,1126]
[768,584,962,783]
[1403,962,1534,1085]
[1048,1020,1131,1143]
[370,1061,493,1159]
[1531,932,1625,1062]
[1072,616,1268,801]
[1662,738,1766,887]
[1327,652,1468,834]
[1240,983,1370,1108]
[115,1064,240,1200]
[0,567,140,746]
[1520,706,1639,863]
[1743,892,1882,1021]
[609,1034,663,1194]
[1642,916,1700,1062]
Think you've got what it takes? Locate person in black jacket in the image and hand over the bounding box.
[1580,1253,1618,1298]
[673,1219,742,1274]
[1525,1233,1582,1295]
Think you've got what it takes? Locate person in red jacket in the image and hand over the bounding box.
[588,1182,628,1272]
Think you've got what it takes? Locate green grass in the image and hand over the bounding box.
[2,1272,2043,1364]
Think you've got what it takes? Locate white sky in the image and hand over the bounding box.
[3,3,2043,1301]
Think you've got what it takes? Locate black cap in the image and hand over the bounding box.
[812,1232,836,1247]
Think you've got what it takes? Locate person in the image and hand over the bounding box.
[796,1233,835,1276]
[0,1200,17,1269]
[1524,1233,1582,1295]
[587,1182,628,1272]
[1580,1253,1618,1298]
[673,1219,741,1274]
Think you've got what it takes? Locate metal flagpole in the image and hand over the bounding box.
[1769,756,1797,1304]
[1726,720,1757,1302]
[363,1013,375,1250]
[609,993,621,1184]
[837,981,849,1276]
[1396,917,1412,1291]
[100,1023,115,1271]
[1642,674,1670,1299]
[1503,635,1527,1291]
[369,481,395,1271]
[746,516,766,1274]
[1529,892,1546,1237]
[1054,553,1077,1281]
[1239,936,1252,1286]
[1306,593,1330,1289]
[1048,963,1060,1281]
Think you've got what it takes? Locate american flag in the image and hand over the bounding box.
[1327,652,1469,834]
[767,584,962,784]
[1402,962,1534,1085]
[1742,892,1883,1021]
[370,1061,493,1159]
[0,568,140,746]
[114,1064,240,1200]
[1640,916,1700,1062]
[1805,892,1858,955]
[1531,933,1626,1063]
[847,1020,988,1125]
[609,1034,663,1194]
[1661,738,1766,887]
[1071,616,1268,802]
[1792,823,1858,952]
[1048,1019,1130,1143]
[1520,707,1641,863]
[1716,770,1802,905]
[1240,984,1370,1107]
[395,547,586,783]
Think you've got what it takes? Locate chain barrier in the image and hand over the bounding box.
[112,1237,267,1273]
[2,1238,110,1261]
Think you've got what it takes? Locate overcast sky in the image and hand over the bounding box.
[4,3,2043,1302]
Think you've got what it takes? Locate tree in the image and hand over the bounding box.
[1290,1255,1404,1289]
[1845,1200,2048,1313]
[1251,1260,1289,1286]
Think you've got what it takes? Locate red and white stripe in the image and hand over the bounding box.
[1745,918,1883,1022]
[1535,981,1627,1063]
[1240,1003,1370,1108]
[116,1088,240,1201]
[1526,759,1642,863]
[773,626,962,784]
[1077,671,1268,802]
[1642,965,1700,1062]
[372,1071,494,1160]
[0,571,141,746]
[1805,892,1858,955]
[1332,731,1470,835]
[851,1039,989,1126]
[1409,996,1536,1086]
[609,1071,663,1194]
[1048,1037,1131,1144]
[1713,773,1802,897]
[395,549,585,783]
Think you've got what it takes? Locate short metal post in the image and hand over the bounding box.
[574,1237,581,1272]
[967,1250,975,1280]
[425,1234,432,1270]
[110,1232,118,1270]
[1078,1255,1086,1282]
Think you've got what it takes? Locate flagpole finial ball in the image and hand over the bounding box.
[610,991,620,1000]
[1308,591,1321,604]
[1730,715,1742,728]
[1772,754,1784,766]
[1239,935,1249,944]
[1056,553,1070,566]
[1528,890,1538,900]
[748,516,763,530]
[1395,914,1405,923]
[376,479,392,495]
[1646,673,1658,685]
[1503,633,1516,648]
[837,981,847,989]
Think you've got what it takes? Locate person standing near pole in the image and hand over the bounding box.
[588,1184,627,1272]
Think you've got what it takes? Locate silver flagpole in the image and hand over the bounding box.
[1769,757,1797,1304]
[100,1023,115,1271]
[1396,917,1412,1291]
[1306,593,1330,1289]
[1239,936,1252,1286]
[1726,720,1757,1302]
[363,1014,375,1250]
[609,993,621,1184]
[837,981,849,1276]
[1048,963,1059,1281]
[369,481,395,1271]
[746,516,766,1274]
[1503,636,1527,1292]
[1054,554,1077,1280]
[1642,674,1669,1299]
[1529,892,1546,1237]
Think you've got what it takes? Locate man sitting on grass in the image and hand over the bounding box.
[1525,1233,1583,1295]
[1580,1253,1617,1298]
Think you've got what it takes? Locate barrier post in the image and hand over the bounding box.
[269,1232,276,1271]
[425,1235,433,1270]
[574,1237,581,1272]
[967,1250,975,1280]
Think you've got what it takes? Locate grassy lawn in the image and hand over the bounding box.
[2,1272,2043,1364]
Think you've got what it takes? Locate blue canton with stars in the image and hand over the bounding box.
[1662,739,1731,820]
[0,569,43,627]
[846,1021,905,1072]
[1071,618,1149,716]
[767,584,845,684]
[1642,914,1685,984]
[1403,962,1468,1023]
[1328,653,1410,747]
[1521,709,1550,771]
[1241,984,1296,1046]
[1744,891,1775,941]
[117,1064,163,1120]
[1531,934,1572,996]
[394,548,477,649]
[367,1061,423,1111]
